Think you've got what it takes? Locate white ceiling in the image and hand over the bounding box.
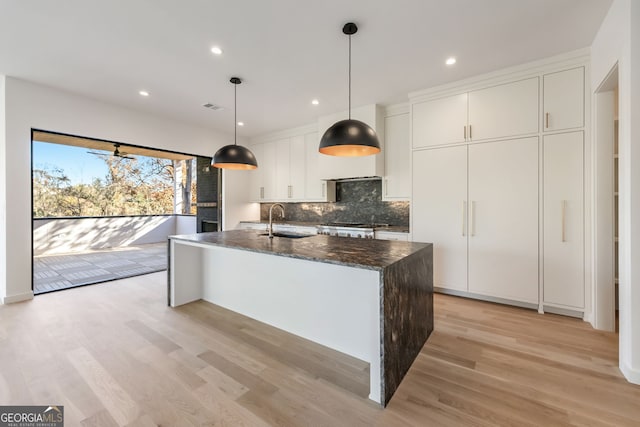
[0,0,611,137]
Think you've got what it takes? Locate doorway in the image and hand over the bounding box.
[593,64,619,332]
[31,130,220,294]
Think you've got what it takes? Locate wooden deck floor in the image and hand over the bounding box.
[0,272,638,426]
[33,243,166,294]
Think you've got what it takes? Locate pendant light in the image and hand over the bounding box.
[212,77,258,170]
[319,22,381,157]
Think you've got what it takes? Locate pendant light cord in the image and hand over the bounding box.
[234,82,237,146]
[348,33,351,120]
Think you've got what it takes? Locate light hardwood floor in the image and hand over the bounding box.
[0,272,638,426]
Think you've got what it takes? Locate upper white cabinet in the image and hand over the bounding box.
[543,67,585,132]
[412,93,467,148]
[317,104,384,179]
[304,132,336,202]
[249,143,276,202]
[274,136,306,200]
[543,131,584,309]
[412,77,539,148]
[383,112,410,200]
[467,77,539,141]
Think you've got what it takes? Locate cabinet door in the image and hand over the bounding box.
[289,135,306,200]
[543,67,584,132]
[468,77,539,142]
[261,141,277,201]
[275,138,291,200]
[468,137,539,303]
[412,93,467,148]
[304,132,324,201]
[412,146,468,291]
[543,132,584,308]
[383,113,410,199]
[249,143,265,201]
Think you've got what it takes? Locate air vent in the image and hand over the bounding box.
[203,103,224,111]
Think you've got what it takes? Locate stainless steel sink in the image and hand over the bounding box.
[259,232,314,239]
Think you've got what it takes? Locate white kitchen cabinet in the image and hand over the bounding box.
[468,77,539,142]
[412,93,467,148]
[412,146,468,291]
[467,137,539,304]
[305,132,336,202]
[275,138,291,200]
[543,131,584,308]
[261,142,277,201]
[249,143,265,201]
[275,136,306,200]
[543,67,584,132]
[383,112,410,200]
[317,104,384,179]
[374,230,409,242]
[289,135,306,200]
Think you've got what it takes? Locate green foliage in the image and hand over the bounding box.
[33,155,176,218]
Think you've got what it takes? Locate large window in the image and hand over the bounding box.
[32,137,196,217]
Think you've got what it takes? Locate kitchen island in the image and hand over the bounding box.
[168,230,433,406]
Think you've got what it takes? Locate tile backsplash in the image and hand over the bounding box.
[260,179,409,226]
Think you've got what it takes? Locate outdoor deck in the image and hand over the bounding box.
[33,243,167,294]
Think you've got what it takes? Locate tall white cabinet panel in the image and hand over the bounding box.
[275,139,291,200]
[412,146,468,291]
[543,67,584,132]
[249,144,265,201]
[289,135,306,200]
[261,142,277,201]
[383,113,410,200]
[543,131,584,308]
[467,137,539,303]
[412,93,467,148]
[468,78,539,141]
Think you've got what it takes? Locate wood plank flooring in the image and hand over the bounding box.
[0,272,638,426]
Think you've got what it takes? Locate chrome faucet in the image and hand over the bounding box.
[268,203,285,238]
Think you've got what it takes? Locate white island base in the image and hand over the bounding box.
[169,239,383,403]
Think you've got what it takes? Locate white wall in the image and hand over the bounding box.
[175,215,196,235]
[0,75,6,303]
[0,77,250,303]
[33,215,179,255]
[591,0,640,383]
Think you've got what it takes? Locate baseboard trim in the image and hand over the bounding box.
[2,291,34,304]
[620,360,640,385]
[434,287,538,311]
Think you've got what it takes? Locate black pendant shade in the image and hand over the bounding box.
[212,144,258,170]
[319,119,380,156]
[319,22,381,157]
[212,77,258,170]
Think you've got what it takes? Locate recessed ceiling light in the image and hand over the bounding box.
[139,90,149,97]
[446,57,457,66]
[311,99,320,105]
[211,46,223,55]
[237,121,244,126]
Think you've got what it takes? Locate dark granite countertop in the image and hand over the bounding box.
[239,220,409,233]
[170,230,428,271]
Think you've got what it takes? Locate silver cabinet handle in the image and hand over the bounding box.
[288,185,292,198]
[545,112,550,129]
[462,201,467,236]
[464,125,467,141]
[322,182,326,197]
[260,187,264,199]
[561,200,566,242]
[470,201,475,236]
[469,125,472,140]
[384,179,388,196]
